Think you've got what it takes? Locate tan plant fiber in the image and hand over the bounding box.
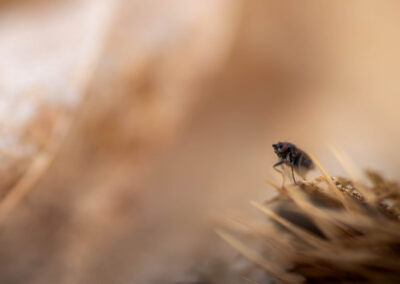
[218,153,400,284]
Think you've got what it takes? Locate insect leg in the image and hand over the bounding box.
[273,160,286,187]
[273,160,284,174]
[296,153,308,180]
[287,151,298,185]
[291,165,297,185]
[297,153,304,178]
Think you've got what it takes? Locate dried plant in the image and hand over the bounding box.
[218,152,400,283]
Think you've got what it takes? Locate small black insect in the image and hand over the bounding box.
[272,142,314,184]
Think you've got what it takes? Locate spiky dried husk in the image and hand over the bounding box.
[218,170,400,284]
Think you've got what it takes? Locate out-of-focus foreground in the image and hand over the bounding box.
[1,1,400,283]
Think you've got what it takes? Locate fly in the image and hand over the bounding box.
[272,142,314,184]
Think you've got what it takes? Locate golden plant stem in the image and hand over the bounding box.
[216,229,304,284]
[329,146,375,202]
[250,201,331,250]
[307,152,351,211]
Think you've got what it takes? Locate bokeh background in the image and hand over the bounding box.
[0,0,400,283]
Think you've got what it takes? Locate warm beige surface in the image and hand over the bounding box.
[1,1,400,283]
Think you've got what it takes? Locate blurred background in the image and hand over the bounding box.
[0,0,400,283]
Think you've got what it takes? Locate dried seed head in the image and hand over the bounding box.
[219,163,400,283]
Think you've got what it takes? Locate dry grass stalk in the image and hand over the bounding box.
[219,155,400,283]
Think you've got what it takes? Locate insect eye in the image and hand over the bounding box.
[281,144,288,151]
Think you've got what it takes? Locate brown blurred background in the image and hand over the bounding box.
[0,0,400,283]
